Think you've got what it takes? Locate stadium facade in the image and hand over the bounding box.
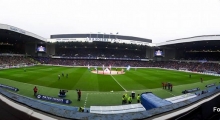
[2,23,220,62]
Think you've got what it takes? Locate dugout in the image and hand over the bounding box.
[141,92,172,110]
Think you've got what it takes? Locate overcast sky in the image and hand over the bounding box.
[0,0,220,43]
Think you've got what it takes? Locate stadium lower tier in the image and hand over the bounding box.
[0,56,219,73]
[35,57,220,73]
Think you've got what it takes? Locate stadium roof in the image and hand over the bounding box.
[0,23,46,42]
[156,35,220,47]
[49,34,154,46]
[51,34,152,43]
[2,23,220,49]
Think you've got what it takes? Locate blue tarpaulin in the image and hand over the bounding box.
[141,92,172,110]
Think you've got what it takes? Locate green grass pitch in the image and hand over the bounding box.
[0,65,219,107]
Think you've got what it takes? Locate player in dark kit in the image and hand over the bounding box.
[122,95,126,105]
[164,83,167,89]
[77,89,81,101]
[167,83,170,90]
[170,84,173,91]
[189,74,191,78]
[200,78,203,83]
[162,82,165,89]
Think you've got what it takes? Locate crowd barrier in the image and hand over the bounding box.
[0,83,19,91]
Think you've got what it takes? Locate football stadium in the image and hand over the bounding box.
[1,1,220,120]
[1,23,220,120]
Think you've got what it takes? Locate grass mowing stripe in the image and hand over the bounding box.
[0,66,220,107]
[75,69,101,91]
[110,75,127,92]
[112,73,147,90]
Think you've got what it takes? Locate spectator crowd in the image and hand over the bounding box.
[35,57,220,74]
[55,48,146,59]
[0,55,219,74]
[0,56,35,67]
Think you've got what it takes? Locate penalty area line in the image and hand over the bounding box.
[163,89,176,97]
[84,93,89,108]
[110,75,127,92]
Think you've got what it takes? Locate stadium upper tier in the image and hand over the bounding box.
[55,49,146,58]
[49,33,154,46]
[55,42,147,59]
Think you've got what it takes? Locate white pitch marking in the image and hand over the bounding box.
[84,93,89,108]
[164,90,176,96]
[110,75,127,92]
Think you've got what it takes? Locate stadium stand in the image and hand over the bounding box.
[55,42,147,59]
[0,56,35,66]
[35,58,220,73]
